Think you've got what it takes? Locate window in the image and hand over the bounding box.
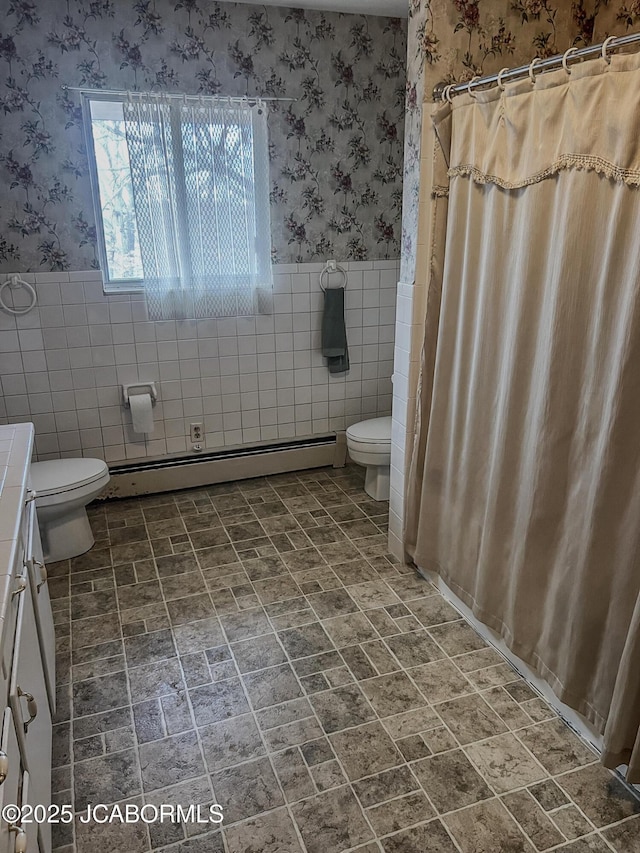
[86,100,144,284]
[83,94,272,320]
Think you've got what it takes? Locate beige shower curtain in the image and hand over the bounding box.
[405,53,640,782]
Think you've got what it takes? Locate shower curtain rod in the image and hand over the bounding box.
[433,31,640,101]
[61,85,295,102]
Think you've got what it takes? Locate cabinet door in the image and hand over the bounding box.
[23,502,55,717]
[0,708,23,853]
[9,583,51,853]
[2,569,27,687]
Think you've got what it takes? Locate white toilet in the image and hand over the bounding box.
[30,459,110,562]
[346,416,392,501]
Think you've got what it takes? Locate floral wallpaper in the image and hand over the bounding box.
[0,1,406,271]
[400,0,638,283]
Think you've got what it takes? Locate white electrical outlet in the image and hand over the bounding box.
[190,422,203,442]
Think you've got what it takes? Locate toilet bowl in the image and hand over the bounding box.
[30,458,110,562]
[346,416,392,501]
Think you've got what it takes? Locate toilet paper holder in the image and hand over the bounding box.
[122,382,158,407]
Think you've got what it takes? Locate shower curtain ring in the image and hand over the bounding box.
[497,68,510,91]
[467,75,481,99]
[443,84,455,104]
[602,35,617,64]
[528,57,542,85]
[562,47,578,74]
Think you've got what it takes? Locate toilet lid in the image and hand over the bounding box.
[346,416,392,444]
[31,458,109,496]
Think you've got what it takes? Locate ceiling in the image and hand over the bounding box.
[231,0,408,18]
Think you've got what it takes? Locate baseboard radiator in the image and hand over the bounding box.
[102,432,347,499]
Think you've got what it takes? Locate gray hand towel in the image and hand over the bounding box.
[321,286,349,374]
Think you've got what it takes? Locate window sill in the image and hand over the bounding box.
[103,284,145,295]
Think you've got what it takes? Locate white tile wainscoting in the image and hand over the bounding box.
[0,260,398,463]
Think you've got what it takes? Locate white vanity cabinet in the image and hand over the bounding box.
[0,425,56,853]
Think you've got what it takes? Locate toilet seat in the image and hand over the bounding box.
[346,416,392,449]
[31,459,109,497]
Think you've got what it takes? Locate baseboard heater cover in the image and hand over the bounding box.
[103,433,347,498]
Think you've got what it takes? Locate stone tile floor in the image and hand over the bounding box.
[48,465,640,853]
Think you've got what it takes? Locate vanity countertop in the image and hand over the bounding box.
[0,422,34,579]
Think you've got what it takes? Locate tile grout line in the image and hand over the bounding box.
[214,470,372,849]
[199,471,339,852]
[217,602,311,853]
[136,493,220,850]
[102,551,153,851]
[215,471,380,851]
[256,590,397,853]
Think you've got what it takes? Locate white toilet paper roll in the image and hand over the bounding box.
[129,393,154,435]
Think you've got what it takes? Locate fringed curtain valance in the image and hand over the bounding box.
[433,52,640,189]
